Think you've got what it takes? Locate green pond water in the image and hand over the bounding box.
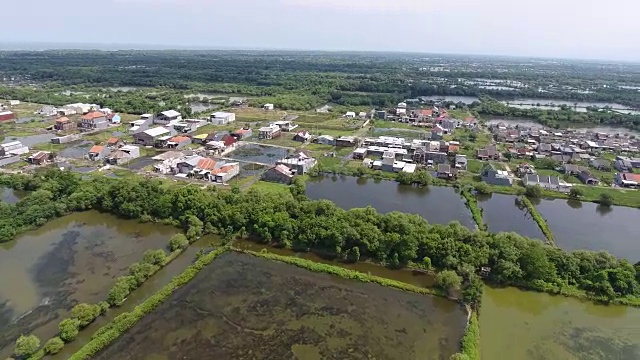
[481,286,640,359]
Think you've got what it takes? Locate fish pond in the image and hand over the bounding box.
[226,144,289,166]
[481,286,640,359]
[305,175,476,229]
[533,198,640,261]
[477,193,545,240]
[93,251,467,360]
[0,211,176,358]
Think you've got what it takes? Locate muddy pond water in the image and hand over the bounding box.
[305,175,476,229]
[481,286,640,359]
[0,187,26,204]
[0,211,177,358]
[94,251,467,360]
[533,198,640,261]
[477,193,545,239]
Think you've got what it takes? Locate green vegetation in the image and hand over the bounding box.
[168,233,189,251]
[43,337,64,355]
[460,188,487,230]
[2,169,640,315]
[456,313,480,360]
[238,249,442,297]
[435,270,463,297]
[518,196,556,245]
[14,334,40,358]
[69,246,230,360]
[599,192,614,206]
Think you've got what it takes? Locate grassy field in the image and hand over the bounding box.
[248,180,293,197]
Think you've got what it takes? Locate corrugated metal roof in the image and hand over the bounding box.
[144,127,170,137]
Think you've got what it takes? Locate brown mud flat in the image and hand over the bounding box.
[94,252,467,360]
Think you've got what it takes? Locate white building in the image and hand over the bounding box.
[0,141,29,155]
[523,174,572,193]
[64,103,99,114]
[9,100,20,106]
[397,102,407,109]
[264,104,274,110]
[345,111,356,118]
[209,112,236,125]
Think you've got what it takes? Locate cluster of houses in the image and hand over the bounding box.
[262,151,318,184]
[0,140,58,167]
[86,138,142,165]
[258,117,299,140]
[364,103,478,131]
[484,122,640,190]
[151,152,240,183]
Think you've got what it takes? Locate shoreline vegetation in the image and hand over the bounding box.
[460,188,487,231]
[2,169,640,357]
[518,196,556,246]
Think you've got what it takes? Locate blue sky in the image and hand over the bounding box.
[2,0,638,61]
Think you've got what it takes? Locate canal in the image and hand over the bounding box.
[477,193,545,240]
[305,175,476,229]
[481,286,640,359]
[0,211,178,359]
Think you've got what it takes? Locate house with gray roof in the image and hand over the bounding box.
[481,163,512,186]
[523,174,572,192]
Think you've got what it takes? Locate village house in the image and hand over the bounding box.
[376,110,387,120]
[0,111,16,122]
[107,137,124,148]
[107,113,121,124]
[272,120,299,132]
[134,127,173,146]
[413,148,447,165]
[211,163,240,183]
[209,112,236,125]
[477,145,499,160]
[51,134,81,145]
[537,143,552,155]
[262,164,295,184]
[258,124,281,140]
[589,158,611,171]
[154,110,182,125]
[437,164,454,179]
[615,158,633,172]
[104,145,141,165]
[79,111,108,131]
[0,141,29,156]
[481,163,512,186]
[54,117,76,131]
[232,128,253,140]
[63,103,99,114]
[36,105,58,116]
[577,170,600,185]
[205,132,237,151]
[293,131,311,142]
[455,155,468,171]
[562,164,588,176]
[431,125,444,140]
[263,104,274,110]
[523,174,572,193]
[27,151,54,165]
[615,173,640,188]
[336,136,358,147]
[316,135,335,146]
[166,136,192,150]
[344,111,356,118]
[87,145,110,161]
[276,152,317,174]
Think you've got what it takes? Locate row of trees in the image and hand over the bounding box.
[2,169,640,306]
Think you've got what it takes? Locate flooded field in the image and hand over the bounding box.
[58,141,94,159]
[0,211,176,358]
[226,144,288,165]
[50,235,221,359]
[94,252,467,360]
[534,199,640,261]
[486,117,640,136]
[477,193,545,239]
[419,95,479,104]
[481,286,640,359]
[305,175,475,228]
[189,102,219,113]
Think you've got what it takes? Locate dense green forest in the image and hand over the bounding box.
[1,170,639,306]
[3,51,640,114]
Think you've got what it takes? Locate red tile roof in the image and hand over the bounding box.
[196,158,217,170]
[89,145,104,153]
[82,111,105,120]
[169,136,190,143]
[420,109,433,116]
[622,173,640,182]
[107,137,120,144]
[448,144,460,152]
[212,164,236,174]
[106,113,118,120]
[55,117,70,123]
[464,117,476,122]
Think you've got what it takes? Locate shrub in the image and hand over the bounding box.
[14,334,40,357]
[43,337,64,354]
[71,303,102,327]
[59,318,80,342]
[569,187,584,199]
[599,192,614,206]
[460,313,480,360]
[435,270,462,295]
[142,249,167,266]
[524,185,543,198]
[168,234,189,251]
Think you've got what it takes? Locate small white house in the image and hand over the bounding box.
[264,104,274,110]
[9,100,20,106]
[397,102,407,109]
[210,112,236,125]
[345,111,356,118]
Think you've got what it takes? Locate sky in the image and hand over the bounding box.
[2,0,639,61]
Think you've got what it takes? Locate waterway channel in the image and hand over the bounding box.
[305,175,476,229]
[481,286,640,359]
[476,193,545,239]
[0,211,178,358]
